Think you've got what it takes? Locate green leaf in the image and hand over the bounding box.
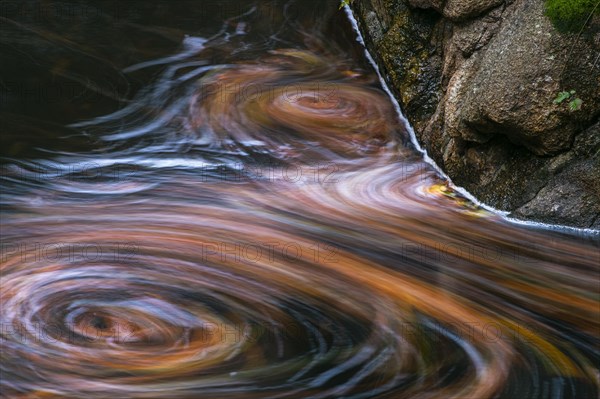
[568,98,583,111]
[339,0,350,9]
[569,90,576,95]
[553,91,571,104]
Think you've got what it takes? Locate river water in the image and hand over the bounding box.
[1,1,598,398]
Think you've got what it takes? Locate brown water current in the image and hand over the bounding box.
[1,1,599,398]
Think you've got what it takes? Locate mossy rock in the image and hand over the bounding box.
[545,0,599,32]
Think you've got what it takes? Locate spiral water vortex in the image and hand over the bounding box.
[1,1,598,398]
[186,50,397,160]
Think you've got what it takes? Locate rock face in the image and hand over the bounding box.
[352,0,600,228]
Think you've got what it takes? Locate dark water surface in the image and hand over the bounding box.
[1,1,599,398]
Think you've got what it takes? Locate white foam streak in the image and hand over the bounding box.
[122,36,208,73]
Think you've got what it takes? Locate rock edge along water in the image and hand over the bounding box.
[351,0,600,229]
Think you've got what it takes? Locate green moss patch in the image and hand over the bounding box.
[545,0,599,32]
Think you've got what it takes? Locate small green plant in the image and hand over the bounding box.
[553,90,583,111]
[545,0,600,32]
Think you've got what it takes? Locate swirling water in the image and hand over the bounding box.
[1,1,598,398]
